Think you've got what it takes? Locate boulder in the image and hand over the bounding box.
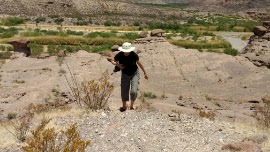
[7,39,31,57]
[150,29,166,37]
[99,51,114,57]
[139,31,148,38]
[253,26,267,36]
[58,50,66,57]
[111,45,119,52]
[263,21,270,29]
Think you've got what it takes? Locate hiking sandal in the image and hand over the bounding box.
[119,107,127,112]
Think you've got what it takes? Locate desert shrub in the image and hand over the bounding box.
[143,92,157,99]
[0,32,15,38]
[73,21,88,26]
[199,110,216,120]
[0,51,12,59]
[57,31,68,37]
[66,30,84,36]
[54,18,64,25]
[104,21,121,26]
[4,113,33,142]
[253,95,270,127]
[28,43,44,56]
[223,48,238,56]
[1,17,25,26]
[241,34,252,40]
[120,33,139,40]
[7,113,17,120]
[41,30,58,35]
[85,32,116,38]
[24,99,69,114]
[133,21,140,26]
[35,17,46,23]
[91,45,111,53]
[202,32,215,36]
[22,118,90,152]
[21,28,42,37]
[66,70,114,110]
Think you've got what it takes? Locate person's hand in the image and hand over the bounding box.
[144,73,148,80]
[118,64,124,70]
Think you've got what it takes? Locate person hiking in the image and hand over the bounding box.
[109,42,148,112]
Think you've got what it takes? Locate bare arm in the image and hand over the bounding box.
[137,60,148,80]
[108,58,124,69]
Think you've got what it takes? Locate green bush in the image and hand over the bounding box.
[1,17,25,26]
[120,33,139,40]
[133,21,140,26]
[91,45,111,53]
[0,51,12,59]
[223,48,238,56]
[41,30,58,35]
[67,30,84,36]
[104,21,121,26]
[0,32,15,38]
[7,113,17,120]
[143,92,157,99]
[35,17,46,23]
[54,18,64,25]
[85,32,116,38]
[28,43,44,56]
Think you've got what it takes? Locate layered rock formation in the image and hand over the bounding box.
[241,21,270,69]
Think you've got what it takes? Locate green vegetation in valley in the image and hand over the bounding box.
[0,17,25,26]
[136,3,189,9]
[187,15,261,32]
[0,27,21,38]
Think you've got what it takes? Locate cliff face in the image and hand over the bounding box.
[241,21,270,69]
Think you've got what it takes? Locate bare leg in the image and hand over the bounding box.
[122,100,127,109]
[130,100,135,109]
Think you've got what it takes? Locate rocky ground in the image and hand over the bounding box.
[1,109,270,152]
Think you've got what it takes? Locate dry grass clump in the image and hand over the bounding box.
[3,113,34,142]
[65,67,114,110]
[253,95,270,127]
[199,110,216,120]
[22,118,90,152]
[24,99,69,114]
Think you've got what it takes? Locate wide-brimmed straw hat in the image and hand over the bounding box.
[118,42,135,52]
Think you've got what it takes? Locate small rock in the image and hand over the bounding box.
[111,45,119,52]
[150,29,166,37]
[253,26,267,36]
[139,31,148,38]
[263,21,270,29]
